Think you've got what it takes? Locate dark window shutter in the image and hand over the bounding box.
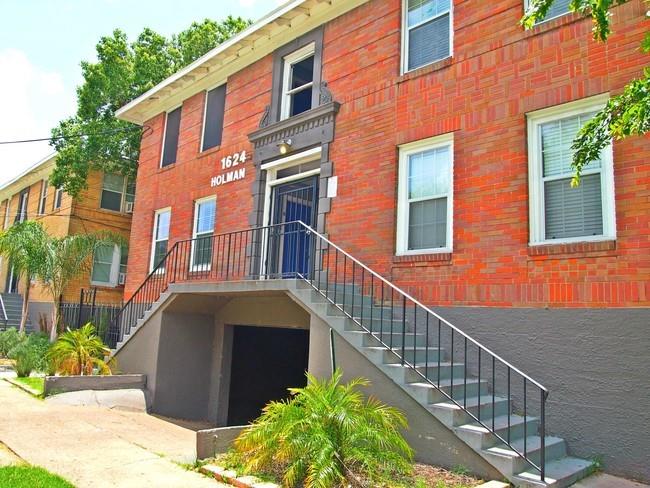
[161,107,181,167]
[202,85,227,151]
[408,13,450,71]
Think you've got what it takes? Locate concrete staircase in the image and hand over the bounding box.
[111,278,593,487]
[288,280,594,488]
[0,293,32,332]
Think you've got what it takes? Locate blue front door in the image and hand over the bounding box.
[268,176,318,278]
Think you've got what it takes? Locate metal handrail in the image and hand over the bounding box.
[108,220,548,481]
[292,221,548,392]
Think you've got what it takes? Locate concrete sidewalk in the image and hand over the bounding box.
[0,379,226,487]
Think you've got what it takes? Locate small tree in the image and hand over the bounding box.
[47,323,112,375]
[235,370,413,488]
[37,231,121,341]
[0,222,48,333]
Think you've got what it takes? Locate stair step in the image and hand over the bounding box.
[429,394,510,427]
[514,456,593,488]
[343,330,426,348]
[485,436,566,475]
[363,346,445,365]
[384,361,466,382]
[405,378,488,404]
[345,316,409,333]
[457,414,540,449]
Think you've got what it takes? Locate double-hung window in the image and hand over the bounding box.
[397,134,453,254]
[202,84,227,151]
[151,208,171,272]
[38,180,48,215]
[281,43,315,119]
[15,190,28,223]
[191,197,216,271]
[53,187,63,210]
[161,106,182,167]
[91,245,127,287]
[527,96,615,244]
[403,0,452,72]
[100,173,135,212]
[525,0,571,24]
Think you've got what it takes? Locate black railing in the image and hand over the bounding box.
[108,221,547,481]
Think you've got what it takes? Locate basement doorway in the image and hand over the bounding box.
[226,325,309,426]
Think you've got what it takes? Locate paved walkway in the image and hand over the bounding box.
[0,379,226,487]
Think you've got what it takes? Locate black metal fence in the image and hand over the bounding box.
[59,296,122,339]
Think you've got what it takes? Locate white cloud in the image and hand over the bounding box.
[0,49,76,186]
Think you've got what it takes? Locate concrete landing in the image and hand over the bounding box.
[572,473,650,488]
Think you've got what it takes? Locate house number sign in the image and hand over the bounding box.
[210,150,248,187]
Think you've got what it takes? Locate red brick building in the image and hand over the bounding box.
[114,1,649,485]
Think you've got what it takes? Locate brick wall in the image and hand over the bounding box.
[125,0,649,307]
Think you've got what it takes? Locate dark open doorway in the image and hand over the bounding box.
[226,325,309,426]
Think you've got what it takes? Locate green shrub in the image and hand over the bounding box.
[7,332,51,374]
[0,328,21,358]
[235,369,413,488]
[14,348,38,378]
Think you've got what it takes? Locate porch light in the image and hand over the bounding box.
[278,139,293,155]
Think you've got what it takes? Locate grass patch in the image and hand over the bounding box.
[13,376,44,395]
[0,465,75,488]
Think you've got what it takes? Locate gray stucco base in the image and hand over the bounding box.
[429,306,650,483]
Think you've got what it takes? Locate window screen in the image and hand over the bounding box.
[161,107,181,167]
[202,85,227,151]
[540,112,604,240]
[406,0,451,71]
[101,174,125,211]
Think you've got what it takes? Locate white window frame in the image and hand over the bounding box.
[401,0,454,74]
[37,180,48,215]
[160,104,182,168]
[100,174,134,213]
[91,244,122,287]
[280,43,315,120]
[527,94,615,245]
[53,187,63,210]
[190,196,216,272]
[17,191,28,222]
[524,0,572,25]
[396,133,454,255]
[150,207,171,273]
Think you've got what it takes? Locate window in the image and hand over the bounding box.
[526,0,571,24]
[202,84,227,151]
[100,173,135,212]
[15,190,28,223]
[38,180,48,215]
[527,95,615,244]
[191,197,216,271]
[281,44,315,119]
[150,208,171,271]
[161,106,182,167]
[403,0,452,72]
[91,244,126,287]
[3,200,10,229]
[53,187,63,210]
[397,134,453,254]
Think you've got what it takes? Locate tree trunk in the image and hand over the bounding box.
[49,300,60,342]
[19,277,30,334]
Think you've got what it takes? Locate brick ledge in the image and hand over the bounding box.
[528,240,616,257]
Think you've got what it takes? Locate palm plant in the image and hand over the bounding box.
[234,369,413,488]
[0,222,48,333]
[46,323,112,375]
[37,229,121,341]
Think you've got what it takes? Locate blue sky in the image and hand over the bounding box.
[0,0,280,185]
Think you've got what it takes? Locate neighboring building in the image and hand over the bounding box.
[0,153,133,329]
[113,1,649,485]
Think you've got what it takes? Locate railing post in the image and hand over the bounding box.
[541,389,546,482]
